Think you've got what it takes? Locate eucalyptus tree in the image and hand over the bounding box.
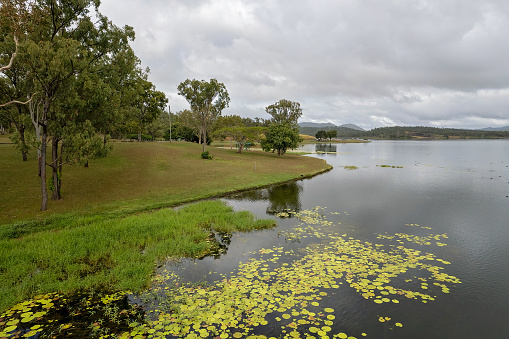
[177,78,230,152]
[131,72,168,142]
[4,0,137,210]
[216,126,265,154]
[265,99,302,125]
[0,0,37,160]
[213,114,243,149]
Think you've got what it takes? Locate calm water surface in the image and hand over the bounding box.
[156,140,509,339]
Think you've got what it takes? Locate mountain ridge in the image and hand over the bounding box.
[299,122,365,131]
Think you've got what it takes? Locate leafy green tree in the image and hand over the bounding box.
[315,130,327,141]
[261,123,302,157]
[177,78,230,152]
[265,99,302,125]
[213,115,244,149]
[147,109,170,140]
[262,99,303,157]
[2,0,137,210]
[175,108,201,141]
[131,73,168,142]
[326,129,337,140]
[216,126,265,153]
[0,0,37,160]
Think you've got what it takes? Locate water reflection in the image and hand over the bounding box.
[143,140,509,339]
[315,143,337,154]
[231,181,303,216]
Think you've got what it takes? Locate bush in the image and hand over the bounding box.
[201,151,213,159]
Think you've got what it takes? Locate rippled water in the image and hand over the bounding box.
[160,140,509,339]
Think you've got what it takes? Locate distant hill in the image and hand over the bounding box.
[298,122,337,128]
[340,124,365,131]
[299,122,365,131]
[299,125,509,140]
[481,126,509,132]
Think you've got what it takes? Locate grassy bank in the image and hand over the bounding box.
[0,140,331,313]
[0,141,331,225]
[0,200,275,313]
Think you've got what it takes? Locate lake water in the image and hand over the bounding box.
[148,140,509,339]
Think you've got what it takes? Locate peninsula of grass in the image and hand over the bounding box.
[0,141,331,225]
[0,140,331,312]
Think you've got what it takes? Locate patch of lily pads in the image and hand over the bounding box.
[0,207,461,338]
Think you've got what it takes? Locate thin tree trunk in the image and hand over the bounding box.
[29,96,42,176]
[19,126,28,161]
[202,129,206,152]
[51,138,60,200]
[40,125,48,211]
[57,142,64,197]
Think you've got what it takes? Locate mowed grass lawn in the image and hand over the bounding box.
[0,140,331,225]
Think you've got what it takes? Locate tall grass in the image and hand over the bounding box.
[0,200,275,312]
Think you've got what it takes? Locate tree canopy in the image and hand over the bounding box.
[261,99,303,157]
[265,99,302,125]
[177,78,230,152]
[0,0,161,211]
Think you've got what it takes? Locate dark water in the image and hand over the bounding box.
[159,140,509,339]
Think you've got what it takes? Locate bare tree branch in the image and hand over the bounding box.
[0,35,18,73]
[0,95,34,108]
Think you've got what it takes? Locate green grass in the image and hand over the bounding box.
[0,139,332,312]
[0,140,331,225]
[0,200,275,312]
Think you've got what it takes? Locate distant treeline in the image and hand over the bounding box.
[300,126,509,140]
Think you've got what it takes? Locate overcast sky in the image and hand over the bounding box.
[98,0,509,130]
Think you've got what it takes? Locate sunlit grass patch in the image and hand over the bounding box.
[343,165,359,170]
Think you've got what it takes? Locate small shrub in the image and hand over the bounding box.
[201,151,213,159]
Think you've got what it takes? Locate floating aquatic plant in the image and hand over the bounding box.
[0,207,461,338]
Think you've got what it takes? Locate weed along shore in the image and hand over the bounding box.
[0,141,331,337]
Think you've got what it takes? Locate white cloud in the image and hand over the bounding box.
[99,0,509,129]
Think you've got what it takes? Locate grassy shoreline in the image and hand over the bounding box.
[0,141,331,314]
[0,141,331,226]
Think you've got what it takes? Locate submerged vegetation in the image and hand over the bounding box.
[0,207,461,338]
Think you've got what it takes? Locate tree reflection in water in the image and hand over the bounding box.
[229,181,303,217]
[315,143,337,154]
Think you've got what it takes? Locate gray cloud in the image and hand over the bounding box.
[99,0,509,129]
